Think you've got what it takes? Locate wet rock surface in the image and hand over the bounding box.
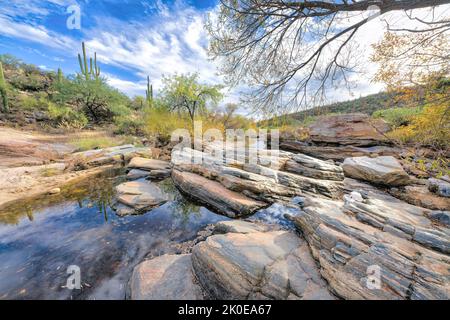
[114,180,168,216]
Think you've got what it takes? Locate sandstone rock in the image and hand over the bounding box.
[389,185,450,211]
[292,195,450,299]
[308,113,390,146]
[128,157,171,171]
[172,170,266,218]
[428,211,450,227]
[429,178,450,198]
[130,254,203,300]
[191,221,334,300]
[284,153,344,181]
[114,181,168,215]
[342,156,410,186]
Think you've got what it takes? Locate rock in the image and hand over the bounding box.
[389,185,450,211]
[428,211,450,227]
[73,145,152,168]
[114,181,168,215]
[130,254,203,300]
[147,169,171,180]
[172,170,266,218]
[342,156,410,186]
[213,220,269,234]
[308,113,390,146]
[128,157,171,171]
[191,221,334,300]
[127,169,150,180]
[284,153,344,181]
[292,194,450,299]
[48,188,61,195]
[280,142,401,162]
[429,178,450,198]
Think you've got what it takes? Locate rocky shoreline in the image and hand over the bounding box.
[125,114,449,300]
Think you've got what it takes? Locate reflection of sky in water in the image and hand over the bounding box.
[0,173,228,300]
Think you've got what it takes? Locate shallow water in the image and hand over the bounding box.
[0,168,228,300]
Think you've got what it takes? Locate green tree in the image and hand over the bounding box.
[53,76,130,123]
[161,73,223,126]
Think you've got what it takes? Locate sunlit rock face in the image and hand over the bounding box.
[342,156,411,186]
[308,113,390,147]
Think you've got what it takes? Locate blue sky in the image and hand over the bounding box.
[0,1,226,97]
[3,0,442,112]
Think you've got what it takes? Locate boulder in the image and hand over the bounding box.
[128,157,171,171]
[429,178,450,198]
[292,193,450,299]
[114,181,168,216]
[130,254,203,300]
[73,145,152,168]
[342,156,410,186]
[308,113,390,146]
[172,170,266,217]
[191,221,334,300]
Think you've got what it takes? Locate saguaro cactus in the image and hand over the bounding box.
[57,67,63,84]
[145,75,153,107]
[77,42,101,80]
[0,62,8,112]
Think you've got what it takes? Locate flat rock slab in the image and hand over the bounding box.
[191,221,334,300]
[172,170,266,218]
[115,181,168,215]
[342,156,410,186]
[284,153,344,181]
[128,157,171,171]
[130,254,203,300]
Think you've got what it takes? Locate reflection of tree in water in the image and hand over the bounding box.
[0,168,125,225]
[158,178,202,225]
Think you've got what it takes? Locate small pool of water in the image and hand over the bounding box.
[0,168,229,300]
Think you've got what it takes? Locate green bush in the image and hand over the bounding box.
[114,114,145,135]
[47,103,88,129]
[17,95,52,111]
[372,106,423,128]
[53,76,131,123]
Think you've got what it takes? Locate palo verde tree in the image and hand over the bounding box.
[161,73,223,126]
[206,0,450,114]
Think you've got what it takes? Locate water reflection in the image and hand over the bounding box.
[0,169,228,300]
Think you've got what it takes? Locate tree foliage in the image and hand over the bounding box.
[207,0,450,113]
[161,73,223,125]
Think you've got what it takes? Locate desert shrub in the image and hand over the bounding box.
[17,95,52,111]
[144,107,191,142]
[47,103,88,129]
[53,76,131,123]
[114,113,146,136]
[387,104,449,149]
[372,106,423,128]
